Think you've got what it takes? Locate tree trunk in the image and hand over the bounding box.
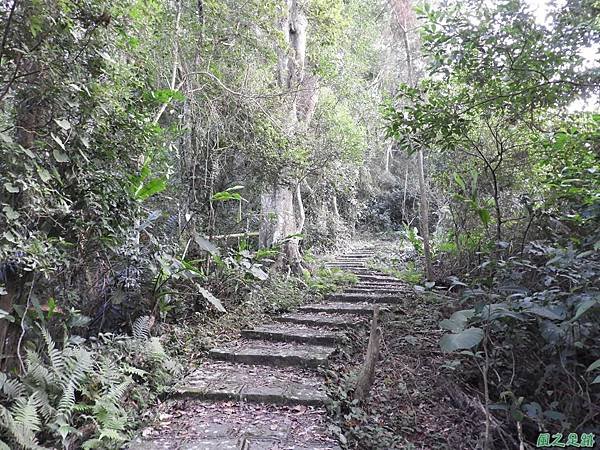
[354,306,382,402]
[416,148,433,279]
[396,0,433,278]
[259,187,302,272]
[384,142,393,173]
[259,0,311,273]
[1,3,40,369]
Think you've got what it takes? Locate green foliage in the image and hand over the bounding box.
[0,325,176,449]
[0,322,180,449]
[402,225,423,255]
[304,267,358,296]
[438,242,600,439]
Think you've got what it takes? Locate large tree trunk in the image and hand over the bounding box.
[259,187,302,272]
[259,0,311,272]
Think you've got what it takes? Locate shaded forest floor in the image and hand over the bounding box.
[327,285,483,449]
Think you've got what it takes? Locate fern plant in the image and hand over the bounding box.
[0,318,181,449]
[0,326,97,448]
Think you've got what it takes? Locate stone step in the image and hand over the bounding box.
[355,274,401,282]
[344,287,403,295]
[274,312,363,328]
[348,282,412,292]
[209,340,334,369]
[324,262,367,267]
[129,400,340,450]
[327,293,403,304]
[353,280,405,286]
[298,302,385,316]
[176,361,329,406]
[241,324,342,346]
[334,257,371,262]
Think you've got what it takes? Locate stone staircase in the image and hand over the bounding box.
[129,246,406,450]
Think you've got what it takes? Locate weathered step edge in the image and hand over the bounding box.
[298,302,386,316]
[176,383,329,406]
[241,326,342,346]
[274,313,364,328]
[209,345,333,369]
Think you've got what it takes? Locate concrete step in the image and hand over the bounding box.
[274,312,363,328]
[327,293,403,304]
[344,287,403,295]
[355,274,401,282]
[177,361,329,406]
[298,302,386,316]
[128,399,341,450]
[209,340,334,369]
[241,324,342,346]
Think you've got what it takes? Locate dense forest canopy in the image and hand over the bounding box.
[0,0,598,448]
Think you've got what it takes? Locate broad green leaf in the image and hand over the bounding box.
[571,298,599,322]
[0,132,13,144]
[51,133,65,150]
[526,305,564,321]
[249,265,268,281]
[193,233,220,255]
[37,167,52,183]
[198,287,226,313]
[0,308,14,322]
[593,375,600,384]
[211,191,243,202]
[135,178,166,201]
[478,208,491,226]
[439,309,474,332]
[4,183,19,193]
[440,327,484,353]
[453,173,466,190]
[3,206,19,221]
[3,230,17,243]
[586,358,600,372]
[54,118,71,130]
[53,149,70,163]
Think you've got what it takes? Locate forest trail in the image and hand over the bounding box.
[128,246,409,450]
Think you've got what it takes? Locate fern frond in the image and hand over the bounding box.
[63,347,94,390]
[146,337,166,362]
[29,388,54,423]
[121,365,147,378]
[103,379,132,404]
[132,316,152,340]
[97,357,121,387]
[39,326,65,376]
[98,428,126,442]
[57,382,76,415]
[100,412,128,432]
[24,349,54,388]
[0,372,26,399]
[0,404,46,450]
[11,394,42,433]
